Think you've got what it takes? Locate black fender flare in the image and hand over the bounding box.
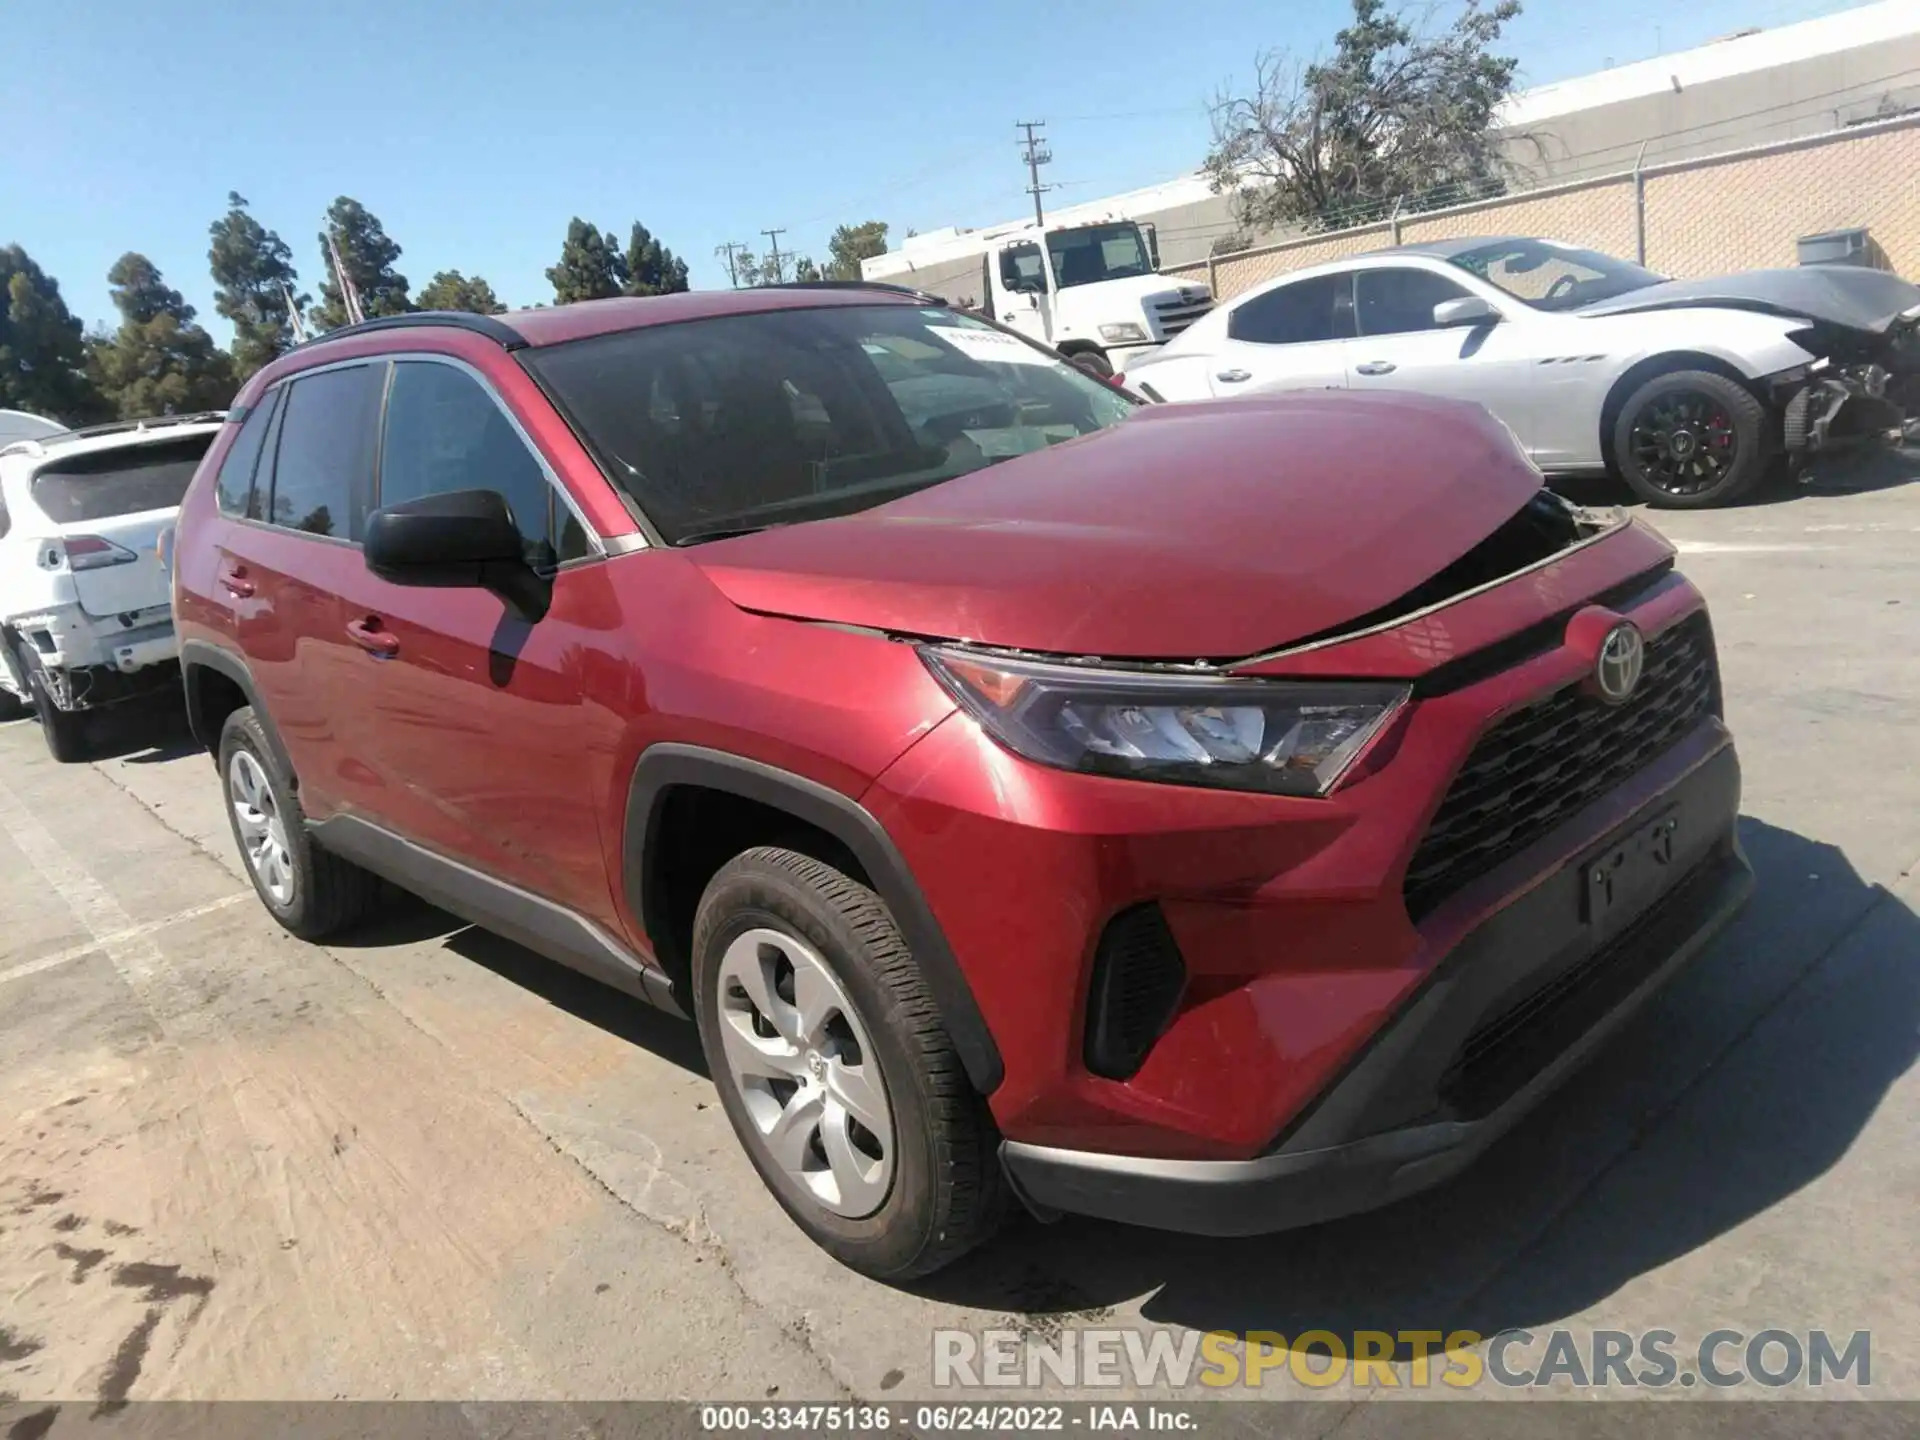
[178,640,298,784]
[624,743,1004,1095]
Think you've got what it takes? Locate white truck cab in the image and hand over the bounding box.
[863,216,1212,375]
[0,413,224,760]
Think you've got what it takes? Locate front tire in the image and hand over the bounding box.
[692,846,1007,1280]
[1066,349,1113,379]
[1613,369,1767,508]
[219,707,379,939]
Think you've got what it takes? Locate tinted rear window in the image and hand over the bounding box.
[30,435,214,524]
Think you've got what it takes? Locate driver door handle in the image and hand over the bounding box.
[1356,361,1397,376]
[345,616,400,659]
[1215,368,1251,383]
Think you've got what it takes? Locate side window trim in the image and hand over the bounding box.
[370,351,608,566]
[254,381,289,525]
[1332,272,1357,339]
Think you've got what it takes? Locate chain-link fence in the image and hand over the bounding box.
[1171,113,1920,299]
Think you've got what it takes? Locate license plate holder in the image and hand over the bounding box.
[1582,806,1681,929]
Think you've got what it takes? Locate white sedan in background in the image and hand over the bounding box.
[1123,236,1920,507]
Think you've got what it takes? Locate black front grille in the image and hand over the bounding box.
[1083,904,1187,1080]
[1152,298,1212,338]
[1403,613,1718,920]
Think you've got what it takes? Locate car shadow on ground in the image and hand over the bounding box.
[919,815,1917,1345]
[85,696,201,764]
[1552,442,1920,511]
[329,892,711,1077]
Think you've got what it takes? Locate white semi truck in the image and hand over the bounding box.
[860,215,1212,376]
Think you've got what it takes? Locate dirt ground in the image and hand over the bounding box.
[2,461,1917,1429]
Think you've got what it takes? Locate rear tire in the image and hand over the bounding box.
[27,667,91,763]
[1612,369,1767,508]
[219,707,380,940]
[692,846,1007,1280]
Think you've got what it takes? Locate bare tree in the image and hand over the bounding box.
[1204,0,1525,234]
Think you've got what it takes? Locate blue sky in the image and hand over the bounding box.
[8,0,1864,337]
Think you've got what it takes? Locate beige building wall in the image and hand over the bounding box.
[1171,116,1920,299]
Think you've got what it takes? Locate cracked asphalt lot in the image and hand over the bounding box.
[1,469,1916,1422]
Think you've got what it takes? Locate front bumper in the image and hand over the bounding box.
[999,742,1749,1234]
[1778,363,1908,457]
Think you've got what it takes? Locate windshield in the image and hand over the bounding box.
[523,304,1136,544]
[1446,239,1665,312]
[30,435,212,523]
[1046,224,1153,289]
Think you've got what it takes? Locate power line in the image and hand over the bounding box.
[760,228,787,283]
[714,241,749,289]
[1016,120,1052,227]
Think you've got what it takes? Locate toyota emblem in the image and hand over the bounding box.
[1595,622,1645,703]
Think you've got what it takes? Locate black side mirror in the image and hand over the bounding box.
[364,488,550,620]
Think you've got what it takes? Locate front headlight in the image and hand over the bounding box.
[921,647,1407,796]
[1098,322,1148,343]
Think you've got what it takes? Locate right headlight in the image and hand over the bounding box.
[921,647,1407,797]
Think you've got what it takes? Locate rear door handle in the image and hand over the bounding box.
[1215,368,1251,383]
[219,563,254,598]
[1355,361,1397,376]
[345,616,400,658]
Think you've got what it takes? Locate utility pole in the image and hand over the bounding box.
[715,241,748,289]
[761,228,788,284]
[1016,120,1052,227]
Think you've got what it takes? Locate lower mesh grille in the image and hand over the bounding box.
[1404,612,1718,920]
[1083,904,1187,1080]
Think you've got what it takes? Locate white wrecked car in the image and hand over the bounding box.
[1125,236,1920,507]
[0,414,224,759]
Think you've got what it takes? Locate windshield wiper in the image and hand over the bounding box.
[673,520,789,546]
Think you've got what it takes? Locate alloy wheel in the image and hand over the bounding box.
[713,927,895,1218]
[229,750,295,906]
[1628,390,1738,497]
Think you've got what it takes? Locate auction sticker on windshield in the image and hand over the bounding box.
[928,323,1055,366]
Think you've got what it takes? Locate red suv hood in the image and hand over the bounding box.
[691,392,1545,660]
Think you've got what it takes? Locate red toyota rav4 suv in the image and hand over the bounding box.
[172,287,1751,1279]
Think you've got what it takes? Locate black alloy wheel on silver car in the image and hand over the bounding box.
[1613,369,1767,508]
[691,846,1007,1280]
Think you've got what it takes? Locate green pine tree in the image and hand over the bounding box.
[313,197,411,329]
[417,270,507,314]
[547,219,626,304]
[208,192,308,379]
[89,254,236,418]
[0,245,105,423]
[621,222,691,296]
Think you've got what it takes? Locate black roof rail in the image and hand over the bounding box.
[762,280,949,306]
[298,310,529,352]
